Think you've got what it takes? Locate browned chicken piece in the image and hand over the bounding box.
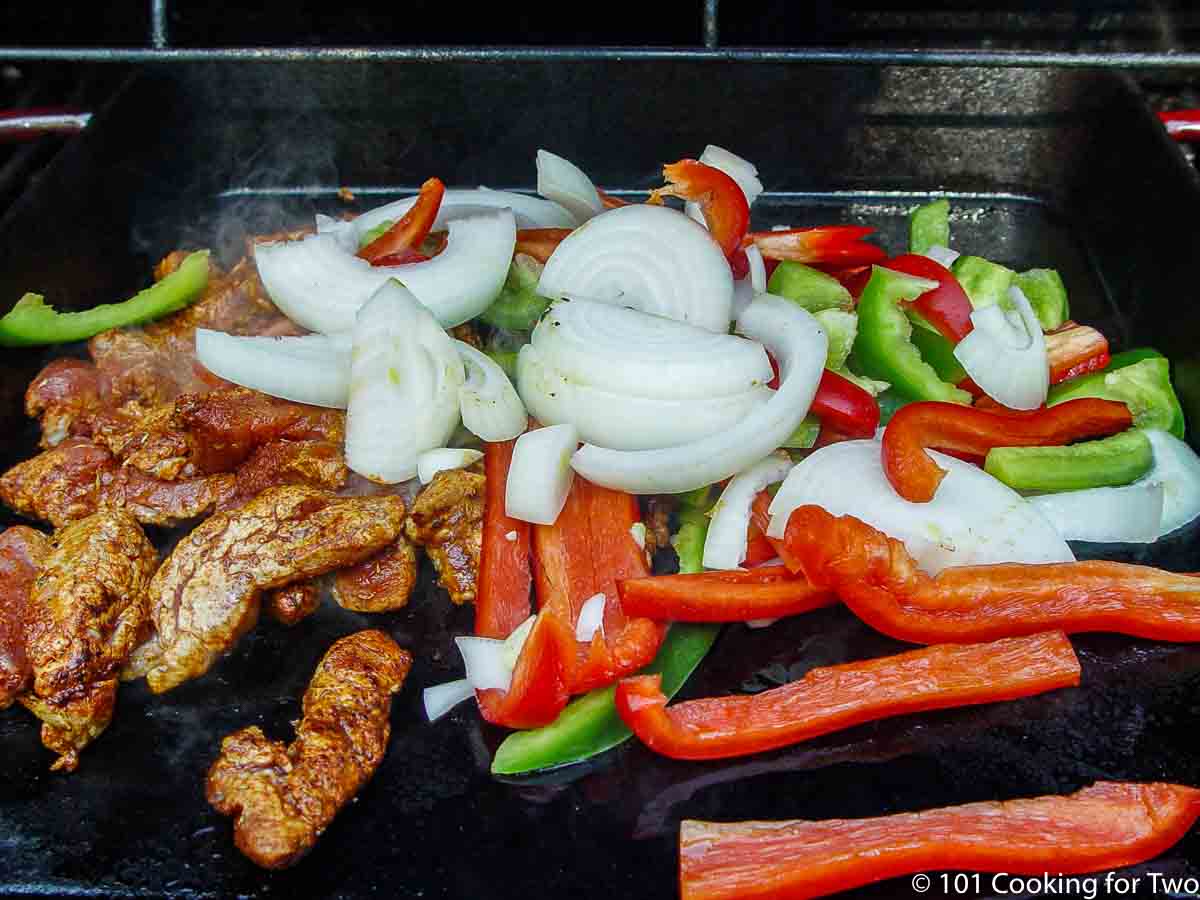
[642,496,673,558]
[0,438,235,528]
[206,629,410,870]
[144,485,405,693]
[264,582,322,626]
[404,469,484,605]
[0,526,51,708]
[449,321,482,349]
[25,358,103,449]
[19,510,157,771]
[89,256,300,408]
[332,536,418,613]
[227,440,347,508]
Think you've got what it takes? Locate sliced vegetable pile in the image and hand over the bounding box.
[176,147,1200,893]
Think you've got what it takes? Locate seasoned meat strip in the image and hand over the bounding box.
[145,486,405,693]
[0,526,51,708]
[25,358,102,449]
[20,510,157,771]
[0,438,235,528]
[404,469,484,606]
[332,537,418,613]
[264,582,322,626]
[207,630,411,870]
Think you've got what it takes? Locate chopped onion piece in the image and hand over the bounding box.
[501,615,537,671]
[194,329,351,409]
[345,280,464,484]
[455,340,527,442]
[1143,430,1200,537]
[256,209,516,333]
[746,244,767,293]
[423,679,475,722]
[506,424,578,524]
[537,204,734,333]
[454,636,511,691]
[686,144,764,224]
[536,149,605,225]
[924,244,960,268]
[953,285,1048,410]
[517,343,771,451]
[702,452,794,570]
[767,439,1073,574]
[417,448,484,485]
[571,293,827,494]
[1030,481,1165,544]
[576,593,606,642]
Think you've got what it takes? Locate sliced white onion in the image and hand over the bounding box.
[417,448,484,484]
[767,439,1074,574]
[517,344,771,451]
[454,340,527,442]
[256,208,516,333]
[576,593,606,642]
[423,678,475,722]
[530,298,770,401]
[500,615,536,670]
[537,204,734,333]
[1031,481,1165,544]
[746,244,767,293]
[571,293,827,494]
[194,329,351,409]
[321,187,574,250]
[345,280,465,484]
[1142,430,1200,537]
[536,149,605,225]
[732,275,756,319]
[454,636,511,691]
[745,618,780,629]
[702,452,794,570]
[953,285,1048,410]
[924,245,961,268]
[506,424,578,524]
[686,145,764,224]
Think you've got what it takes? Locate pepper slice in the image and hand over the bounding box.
[357,177,445,264]
[851,265,972,404]
[881,398,1133,503]
[743,226,887,268]
[984,429,1154,493]
[908,198,949,255]
[618,565,835,623]
[476,608,577,729]
[651,160,749,262]
[0,250,209,347]
[476,439,533,640]
[808,369,880,438]
[887,253,974,342]
[1045,321,1110,384]
[617,631,1079,760]
[680,781,1200,900]
[513,228,572,264]
[781,505,1200,644]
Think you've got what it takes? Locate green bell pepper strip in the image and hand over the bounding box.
[1014,268,1069,331]
[489,486,721,775]
[875,387,910,426]
[767,261,853,312]
[782,416,822,449]
[952,255,1014,311]
[813,308,857,371]
[851,266,972,404]
[1048,357,1185,439]
[359,218,395,248]
[1108,347,1164,370]
[484,348,520,381]
[909,198,950,255]
[480,256,551,332]
[908,322,967,385]
[984,430,1154,493]
[0,250,209,347]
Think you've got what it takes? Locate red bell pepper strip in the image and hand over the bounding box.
[749,490,786,560]
[742,528,777,567]
[475,439,533,640]
[597,188,629,209]
[881,398,1132,503]
[886,253,974,342]
[651,160,750,263]
[617,631,1078,760]
[1158,108,1200,142]
[680,781,1200,900]
[1046,321,1111,384]
[514,228,572,264]
[827,265,872,300]
[781,504,1200,644]
[357,177,444,265]
[618,565,835,623]
[808,369,880,438]
[742,226,887,268]
[476,608,577,730]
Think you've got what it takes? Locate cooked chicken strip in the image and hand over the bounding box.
[0,526,51,708]
[145,486,405,693]
[20,510,157,771]
[404,469,484,605]
[332,537,418,613]
[25,358,103,449]
[223,439,348,511]
[264,582,322,626]
[0,438,235,528]
[207,630,411,869]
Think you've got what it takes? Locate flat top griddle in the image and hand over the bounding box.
[1,60,1200,900]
